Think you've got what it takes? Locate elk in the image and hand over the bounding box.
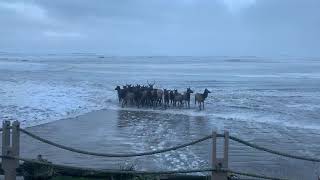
[173,89,183,107]
[155,89,163,106]
[163,89,170,108]
[140,89,148,107]
[133,86,143,108]
[169,90,175,105]
[121,84,136,107]
[122,92,135,107]
[115,86,125,103]
[148,81,163,107]
[183,88,194,108]
[195,88,211,110]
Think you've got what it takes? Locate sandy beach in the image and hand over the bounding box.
[15,108,320,180]
[1,55,320,179]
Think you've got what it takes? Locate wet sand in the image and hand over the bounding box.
[16,109,320,180]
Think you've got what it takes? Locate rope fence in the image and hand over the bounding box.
[1,121,319,180]
[19,128,214,157]
[229,135,320,162]
[19,128,320,162]
[0,155,287,180]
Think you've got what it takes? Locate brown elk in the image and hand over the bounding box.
[148,81,163,107]
[169,90,175,105]
[173,89,183,107]
[121,84,135,107]
[194,88,211,110]
[164,89,170,108]
[115,86,125,103]
[122,92,135,107]
[183,88,194,108]
[155,89,163,106]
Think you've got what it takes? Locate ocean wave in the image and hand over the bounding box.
[1,55,320,133]
[0,80,115,127]
[210,113,320,130]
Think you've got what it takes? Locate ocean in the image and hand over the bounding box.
[1,53,320,179]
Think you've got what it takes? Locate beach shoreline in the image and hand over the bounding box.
[11,108,319,180]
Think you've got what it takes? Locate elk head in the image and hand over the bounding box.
[187,87,194,93]
[147,80,155,89]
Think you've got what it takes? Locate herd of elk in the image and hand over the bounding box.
[115,83,211,110]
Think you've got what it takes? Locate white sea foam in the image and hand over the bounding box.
[210,112,320,130]
[109,106,208,117]
[1,77,319,131]
[0,55,320,132]
[0,80,115,127]
[0,61,47,71]
[286,104,320,111]
[235,73,320,79]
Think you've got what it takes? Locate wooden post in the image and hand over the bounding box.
[2,120,20,180]
[224,131,229,169]
[211,131,229,180]
[12,121,20,168]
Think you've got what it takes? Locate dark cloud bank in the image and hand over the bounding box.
[0,0,319,57]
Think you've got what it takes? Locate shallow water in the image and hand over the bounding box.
[19,109,320,179]
[1,53,320,179]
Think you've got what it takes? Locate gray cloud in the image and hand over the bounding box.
[0,0,319,57]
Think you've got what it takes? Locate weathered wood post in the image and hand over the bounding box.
[2,120,20,180]
[212,131,229,180]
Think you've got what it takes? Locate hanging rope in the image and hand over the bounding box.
[20,128,320,162]
[19,128,213,157]
[0,155,287,180]
[229,135,320,162]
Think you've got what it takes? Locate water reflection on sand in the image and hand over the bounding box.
[11,109,320,179]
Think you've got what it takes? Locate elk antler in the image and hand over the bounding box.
[147,80,155,87]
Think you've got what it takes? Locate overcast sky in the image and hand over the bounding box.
[0,0,319,56]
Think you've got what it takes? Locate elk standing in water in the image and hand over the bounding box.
[154,89,163,107]
[169,90,175,105]
[133,85,142,108]
[115,86,125,103]
[173,89,183,107]
[183,88,194,108]
[121,84,137,107]
[163,89,170,108]
[195,88,211,110]
[147,81,163,107]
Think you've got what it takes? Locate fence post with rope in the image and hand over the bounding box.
[212,131,229,180]
[4,120,320,179]
[1,120,20,180]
